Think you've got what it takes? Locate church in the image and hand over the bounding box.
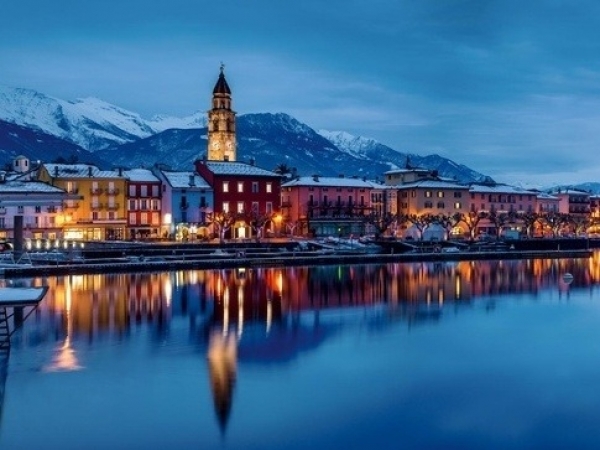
[195,66,282,240]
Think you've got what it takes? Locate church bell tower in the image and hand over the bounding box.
[207,65,237,161]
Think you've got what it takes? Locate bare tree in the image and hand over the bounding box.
[458,211,488,240]
[207,212,237,243]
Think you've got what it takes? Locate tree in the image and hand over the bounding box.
[207,212,237,243]
[364,212,399,239]
[436,213,462,240]
[487,211,517,239]
[406,214,438,240]
[246,210,273,242]
[458,211,488,240]
[541,212,570,237]
[518,212,543,238]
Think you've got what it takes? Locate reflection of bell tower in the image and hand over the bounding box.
[207,64,237,162]
[207,330,237,434]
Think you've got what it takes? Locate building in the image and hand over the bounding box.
[153,169,213,240]
[195,160,281,240]
[123,169,163,240]
[207,65,237,162]
[37,164,128,240]
[0,178,68,241]
[281,175,380,237]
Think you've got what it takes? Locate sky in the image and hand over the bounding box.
[2,0,600,187]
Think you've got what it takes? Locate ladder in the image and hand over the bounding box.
[0,307,10,351]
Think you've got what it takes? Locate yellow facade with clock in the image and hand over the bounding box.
[207,65,237,161]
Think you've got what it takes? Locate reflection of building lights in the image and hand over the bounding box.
[276,271,283,294]
[266,300,272,334]
[164,278,172,307]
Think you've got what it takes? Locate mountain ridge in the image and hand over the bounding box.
[0,85,491,183]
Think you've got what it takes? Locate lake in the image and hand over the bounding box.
[2,254,600,449]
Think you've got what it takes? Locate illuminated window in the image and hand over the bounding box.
[237,182,244,193]
[266,202,273,213]
[223,202,230,213]
[437,191,444,198]
[237,202,244,213]
[223,181,229,193]
[425,191,432,198]
[266,182,272,193]
[454,202,461,209]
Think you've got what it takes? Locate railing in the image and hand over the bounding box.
[91,203,104,210]
[106,188,120,195]
[105,203,119,211]
[90,187,103,195]
[47,206,58,213]
[66,188,79,194]
[63,203,79,210]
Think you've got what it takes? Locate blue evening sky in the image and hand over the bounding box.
[2,0,600,186]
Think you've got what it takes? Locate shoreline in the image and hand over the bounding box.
[0,248,592,278]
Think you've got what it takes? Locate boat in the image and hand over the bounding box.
[0,286,48,306]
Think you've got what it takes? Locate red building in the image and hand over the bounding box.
[124,169,163,239]
[195,160,282,239]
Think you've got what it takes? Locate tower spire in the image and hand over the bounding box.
[207,65,236,161]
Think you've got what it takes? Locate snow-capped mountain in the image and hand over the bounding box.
[0,86,490,182]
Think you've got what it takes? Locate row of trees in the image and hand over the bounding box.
[365,210,600,240]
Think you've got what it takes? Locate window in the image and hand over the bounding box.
[237,182,244,193]
[437,191,444,198]
[129,212,136,224]
[151,200,159,210]
[92,211,99,220]
[129,185,136,197]
[454,192,462,198]
[425,191,432,198]
[108,211,115,220]
[152,185,159,197]
[17,206,23,214]
[223,181,229,193]
[152,212,160,225]
[252,182,259,193]
[266,202,273,213]
[141,186,148,197]
[252,202,259,212]
[35,206,41,213]
[141,200,148,210]
[424,201,433,208]
[237,202,244,213]
[129,199,136,211]
[223,202,230,213]
[437,201,445,208]
[141,212,148,225]
[266,183,272,193]
[411,191,416,198]
[454,202,461,209]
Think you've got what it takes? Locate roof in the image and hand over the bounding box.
[384,168,431,175]
[551,189,590,196]
[202,161,279,177]
[123,169,160,183]
[43,163,125,179]
[0,180,66,194]
[469,184,538,195]
[537,192,559,200]
[213,66,231,95]
[394,180,469,190]
[159,170,211,189]
[282,176,382,189]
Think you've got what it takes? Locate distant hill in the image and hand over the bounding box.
[0,85,490,182]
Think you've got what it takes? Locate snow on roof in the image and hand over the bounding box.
[551,189,590,196]
[537,192,559,200]
[469,184,537,195]
[203,161,278,177]
[384,168,431,175]
[282,176,382,189]
[43,163,124,179]
[160,171,210,189]
[394,180,469,190]
[0,180,66,194]
[123,169,160,183]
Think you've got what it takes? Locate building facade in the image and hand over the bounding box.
[124,169,163,240]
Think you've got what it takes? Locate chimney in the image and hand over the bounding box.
[312,174,319,182]
[54,166,58,177]
[118,167,123,176]
[88,166,93,177]
[249,157,255,166]
[189,174,195,186]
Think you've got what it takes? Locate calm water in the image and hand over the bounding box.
[2,254,600,449]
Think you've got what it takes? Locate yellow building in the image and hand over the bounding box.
[37,164,128,240]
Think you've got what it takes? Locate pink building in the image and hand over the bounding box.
[281,176,382,237]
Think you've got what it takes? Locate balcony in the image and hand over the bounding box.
[91,203,104,210]
[47,206,58,213]
[90,187,103,195]
[105,188,120,196]
[105,203,119,211]
[66,188,79,195]
[63,202,79,210]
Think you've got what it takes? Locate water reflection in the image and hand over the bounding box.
[7,253,600,446]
